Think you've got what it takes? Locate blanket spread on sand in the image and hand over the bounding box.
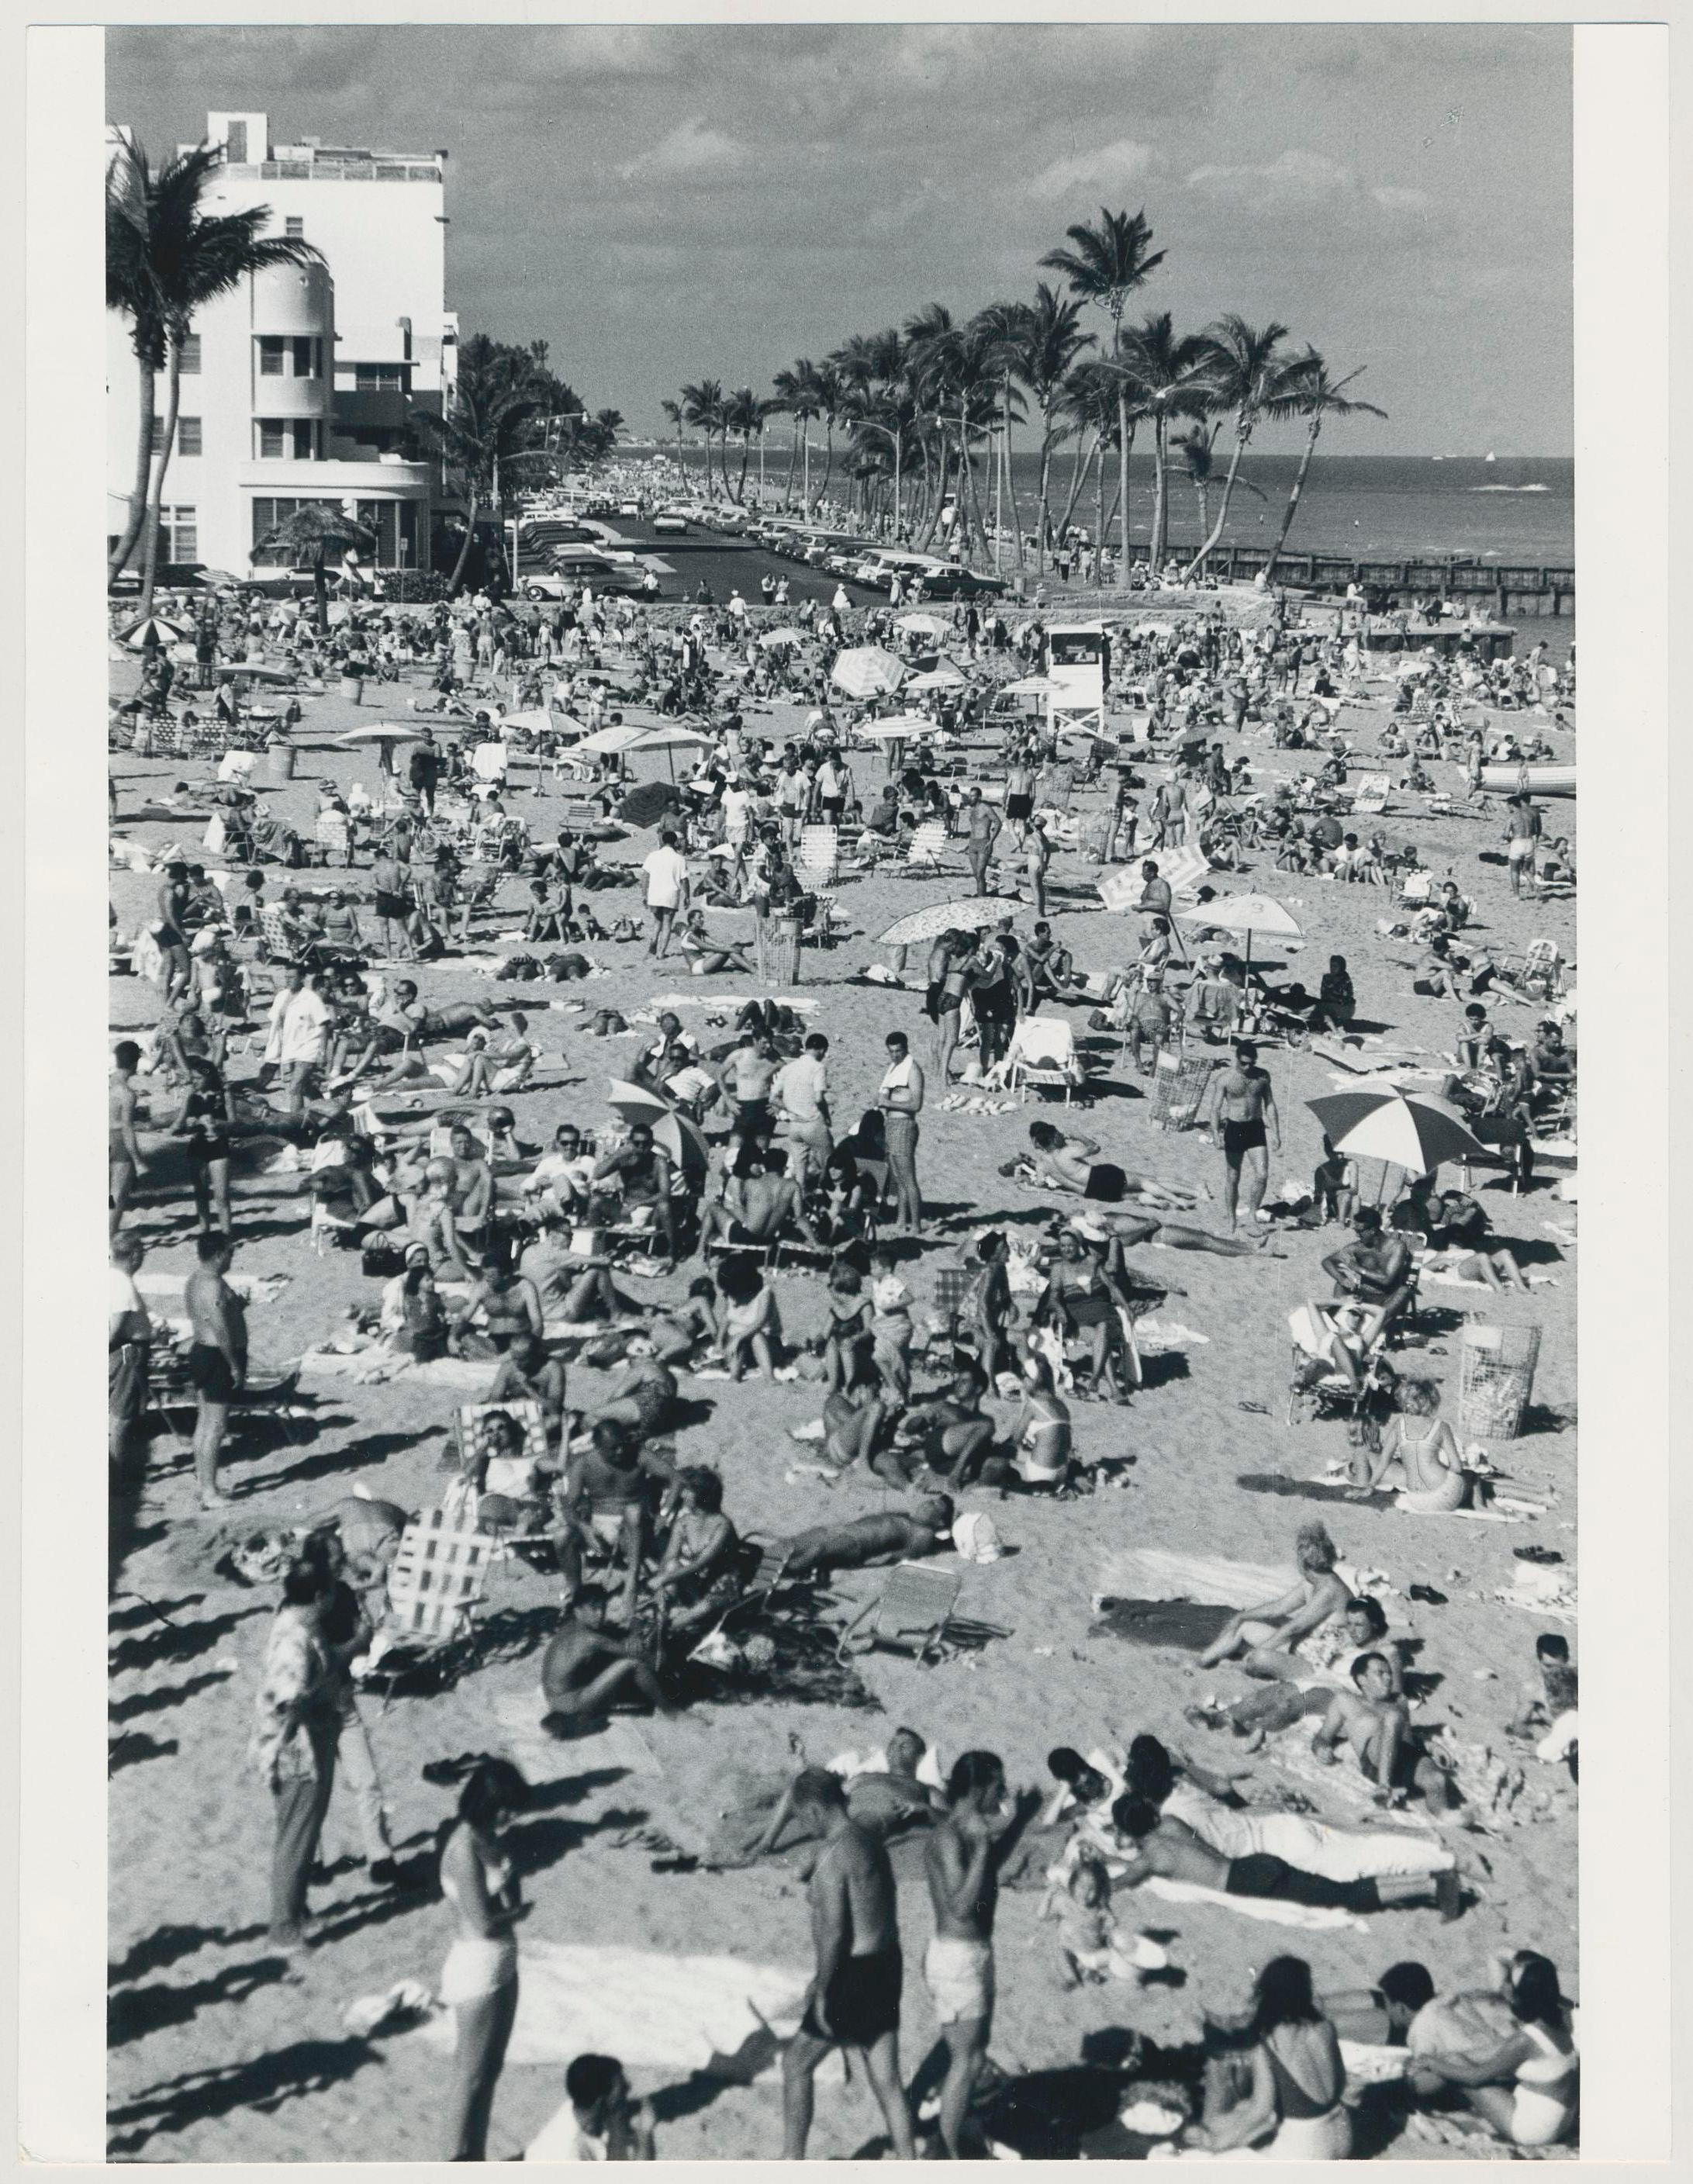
[414,1940,809,2070]
[1128,1875,1366,1933]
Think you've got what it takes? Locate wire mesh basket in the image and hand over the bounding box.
[1149,1050,1216,1132]
[1458,1322,1541,1441]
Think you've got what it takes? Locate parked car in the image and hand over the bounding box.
[523,557,652,600]
[651,511,689,534]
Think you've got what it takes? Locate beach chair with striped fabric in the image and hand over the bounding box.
[796,825,841,888]
[358,1505,498,1712]
[904,820,950,876]
[1002,1013,1083,1104]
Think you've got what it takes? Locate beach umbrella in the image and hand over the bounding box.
[893,611,949,638]
[878,898,1009,948]
[908,665,967,692]
[606,1080,707,1184]
[758,627,807,648]
[625,727,710,755]
[576,720,649,755]
[499,707,567,736]
[337,721,426,747]
[831,645,906,700]
[121,614,188,649]
[1305,1089,1487,1176]
[1173,889,1301,972]
[1002,674,1058,698]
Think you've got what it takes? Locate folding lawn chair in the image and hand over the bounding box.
[796,825,841,888]
[837,1563,962,1665]
[1398,869,1434,910]
[313,808,354,867]
[1002,1013,1083,1104]
[904,820,950,876]
[1349,771,1392,817]
[358,1504,497,1712]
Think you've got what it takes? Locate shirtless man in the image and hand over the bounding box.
[1312,1650,1456,1810]
[777,1496,954,1580]
[1107,1798,1456,1918]
[109,1039,148,1240]
[923,1753,1038,2158]
[781,1770,917,2161]
[554,1421,677,1620]
[1206,1040,1281,1234]
[185,1230,246,1508]
[717,1028,783,1145]
[699,1148,820,1252]
[1198,1522,1351,1675]
[540,1589,672,1730]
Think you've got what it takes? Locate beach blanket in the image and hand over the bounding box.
[1127,1876,1366,1933]
[414,1940,809,2072]
[1128,1318,1211,1353]
[298,1347,495,1391]
[1094,1548,1294,1614]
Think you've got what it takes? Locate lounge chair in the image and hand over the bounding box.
[837,1562,963,1666]
[358,1504,497,1712]
[1001,1013,1084,1104]
[904,820,950,876]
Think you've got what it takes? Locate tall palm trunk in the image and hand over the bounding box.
[800,425,810,515]
[1056,427,1096,542]
[111,351,157,578]
[783,424,800,506]
[815,420,834,514]
[1094,434,1108,586]
[1149,414,1171,572]
[449,486,480,595]
[1035,410,1056,574]
[1001,373,1025,573]
[1263,416,1323,582]
[917,441,949,552]
[1114,378,1132,589]
[138,336,184,617]
[735,435,751,503]
[1183,410,1253,581]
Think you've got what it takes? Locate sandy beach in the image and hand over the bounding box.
[105,595,1577,2162]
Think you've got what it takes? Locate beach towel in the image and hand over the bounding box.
[1094,1548,1294,1614]
[1126,1876,1366,1933]
[1131,1318,1210,1352]
[415,1940,810,2072]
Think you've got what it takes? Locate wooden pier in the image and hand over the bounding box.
[1218,546,1574,617]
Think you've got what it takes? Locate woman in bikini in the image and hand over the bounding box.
[1409,1952,1577,2148]
[651,1465,740,1636]
[439,1760,528,2161]
[1350,1379,1482,1512]
[1038,1228,1135,1404]
[980,1351,1075,1494]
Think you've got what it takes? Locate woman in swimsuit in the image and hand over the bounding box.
[651,1464,740,1636]
[1038,1228,1135,1403]
[1188,1957,1352,2158]
[716,1253,782,1383]
[1410,1952,1577,2148]
[170,1047,234,1236]
[980,1351,1075,1493]
[1349,1379,1478,1512]
[1199,1522,1352,1675]
[439,1759,528,2161]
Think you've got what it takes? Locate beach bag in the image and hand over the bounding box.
[361,1240,407,1279]
[952,1511,1004,1564]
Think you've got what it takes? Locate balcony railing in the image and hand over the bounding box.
[225,159,443,183]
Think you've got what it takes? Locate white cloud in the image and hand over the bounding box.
[1373,184,1432,212]
[1185,148,1354,204]
[1027,137,1163,203]
[617,116,745,182]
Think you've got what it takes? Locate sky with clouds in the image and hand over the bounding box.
[108,23,1572,454]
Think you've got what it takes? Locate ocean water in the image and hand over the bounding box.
[658,451,1575,566]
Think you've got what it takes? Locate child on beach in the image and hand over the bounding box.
[1043,1855,1164,1988]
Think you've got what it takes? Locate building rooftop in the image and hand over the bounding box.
[219,147,445,183]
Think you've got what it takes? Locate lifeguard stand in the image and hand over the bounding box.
[1044,622,1109,739]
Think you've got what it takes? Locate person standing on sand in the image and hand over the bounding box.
[1207,1039,1280,1235]
[922,1752,1039,2158]
[781,1769,917,2161]
[250,1558,340,1954]
[879,1032,925,1235]
[185,1230,246,1508]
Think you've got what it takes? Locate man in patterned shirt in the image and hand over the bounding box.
[250,1560,341,1950]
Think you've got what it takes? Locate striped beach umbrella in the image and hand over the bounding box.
[1305,1089,1487,1176]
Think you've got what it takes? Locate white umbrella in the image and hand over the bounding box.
[337,721,426,748]
[1306,1090,1487,1175]
[606,1080,708,1182]
[1002,674,1057,698]
[893,611,949,638]
[879,899,1009,947]
[1173,889,1301,969]
[625,727,711,755]
[575,721,649,755]
[908,665,967,692]
[758,627,807,649]
[831,645,906,700]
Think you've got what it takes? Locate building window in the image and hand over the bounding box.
[163,506,197,562]
[354,363,408,392]
[257,419,316,460]
[285,215,304,237]
[258,336,285,377]
[177,417,202,457]
[178,333,201,375]
[256,336,319,381]
[225,121,247,163]
[293,336,318,378]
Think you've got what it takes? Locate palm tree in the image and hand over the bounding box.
[659,398,685,468]
[1263,354,1388,581]
[970,304,1032,572]
[679,379,728,500]
[256,504,376,634]
[1116,310,1216,575]
[1007,282,1094,572]
[1180,317,1300,581]
[1040,207,1166,589]
[831,330,907,535]
[416,337,551,593]
[769,368,805,506]
[106,138,321,601]
[723,387,766,503]
[809,362,845,517]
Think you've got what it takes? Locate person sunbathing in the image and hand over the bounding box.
[1405,1951,1577,2147]
[674,909,756,976]
[1311,1652,1459,1809]
[1010,1123,1201,1210]
[714,1253,782,1383]
[1108,1796,1458,1917]
[1075,1210,1284,1260]
[1198,1522,1353,1674]
[775,1495,954,1579]
[644,1280,719,1366]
